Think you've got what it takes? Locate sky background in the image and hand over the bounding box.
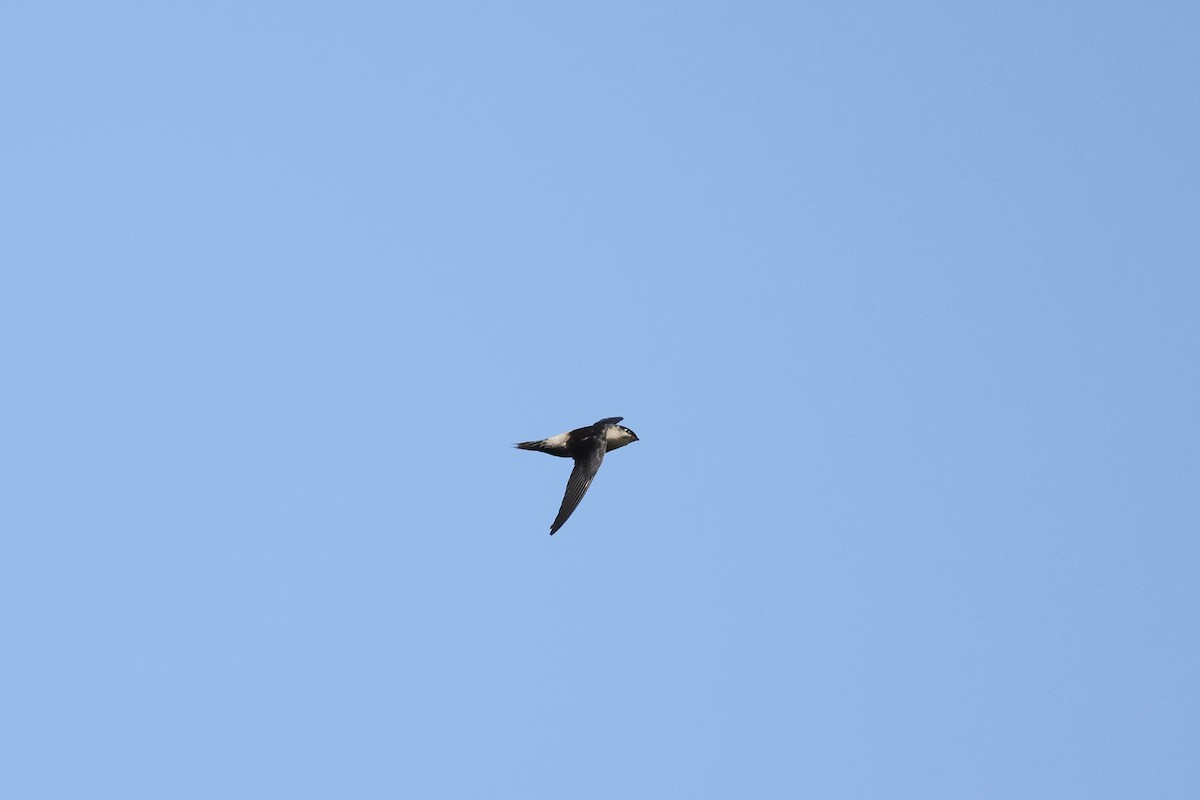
[2,1,1198,797]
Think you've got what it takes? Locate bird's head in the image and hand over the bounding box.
[606,424,639,450]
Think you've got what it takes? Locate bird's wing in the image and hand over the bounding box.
[550,442,606,534]
[593,416,623,426]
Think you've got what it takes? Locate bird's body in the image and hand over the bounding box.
[515,416,639,535]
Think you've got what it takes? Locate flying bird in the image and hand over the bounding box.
[515,416,639,535]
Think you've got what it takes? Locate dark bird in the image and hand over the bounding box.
[515,416,639,535]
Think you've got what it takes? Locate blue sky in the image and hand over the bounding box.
[3,2,1197,797]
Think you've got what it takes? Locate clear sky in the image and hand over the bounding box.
[3,2,1197,798]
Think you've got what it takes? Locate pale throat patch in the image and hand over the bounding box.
[605,428,636,448]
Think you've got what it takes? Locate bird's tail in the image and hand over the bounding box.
[514,439,569,456]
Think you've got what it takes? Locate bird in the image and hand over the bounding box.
[515,416,639,535]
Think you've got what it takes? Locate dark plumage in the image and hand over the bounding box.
[515,416,639,535]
